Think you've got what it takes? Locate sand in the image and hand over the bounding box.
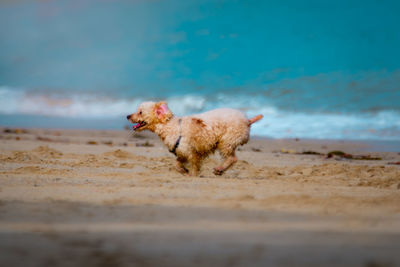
[0,127,400,267]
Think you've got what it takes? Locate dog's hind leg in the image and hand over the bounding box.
[213,153,237,175]
[213,144,238,175]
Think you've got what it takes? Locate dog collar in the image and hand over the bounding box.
[169,119,182,155]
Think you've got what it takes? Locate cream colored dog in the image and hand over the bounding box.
[127,101,263,176]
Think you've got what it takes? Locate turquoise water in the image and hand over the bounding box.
[0,0,399,140]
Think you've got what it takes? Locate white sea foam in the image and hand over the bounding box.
[249,108,400,140]
[167,95,206,115]
[0,87,145,118]
[0,87,399,140]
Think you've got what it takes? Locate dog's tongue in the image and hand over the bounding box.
[132,123,140,129]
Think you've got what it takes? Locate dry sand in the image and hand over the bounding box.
[0,127,400,267]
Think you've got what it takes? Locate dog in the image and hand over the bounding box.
[127,101,263,176]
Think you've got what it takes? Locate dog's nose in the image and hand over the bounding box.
[126,115,131,120]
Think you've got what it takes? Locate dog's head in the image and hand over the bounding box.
[126,101,173,131]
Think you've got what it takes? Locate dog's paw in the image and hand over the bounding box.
[178,169,189,175]
[213,167,224,176]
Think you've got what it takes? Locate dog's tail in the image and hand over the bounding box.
[248,114,264,125]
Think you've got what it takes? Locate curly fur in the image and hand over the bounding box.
[127,101,263,176]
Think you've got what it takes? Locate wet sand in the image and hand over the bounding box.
[0,128,400,266]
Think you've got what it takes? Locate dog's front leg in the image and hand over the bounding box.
[175,157,189,175]
[189,161,200,176]
[188,154,202,176]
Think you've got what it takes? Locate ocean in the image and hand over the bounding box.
[1,0,399,141]
[1,85,399,141]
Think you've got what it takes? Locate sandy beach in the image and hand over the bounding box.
[0,127,399,267]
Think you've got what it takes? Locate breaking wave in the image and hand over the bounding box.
[1,86,399,140]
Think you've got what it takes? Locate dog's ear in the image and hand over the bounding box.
[154,101,173,122]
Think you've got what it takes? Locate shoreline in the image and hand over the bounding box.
[1,111,399,143]
[2,126,400,152]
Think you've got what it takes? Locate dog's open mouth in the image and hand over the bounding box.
[132,121,147,130]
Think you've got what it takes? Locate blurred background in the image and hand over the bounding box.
[0,0,399,140]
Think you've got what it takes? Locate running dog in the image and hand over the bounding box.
[127,101,263,176]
